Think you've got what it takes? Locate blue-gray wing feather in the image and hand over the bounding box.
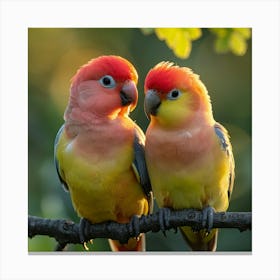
[133,127,153,213]
[214,123,235,200]
[54,124,69,191]
[133,129,152,197]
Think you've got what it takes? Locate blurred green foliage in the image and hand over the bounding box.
[28,28,252,252]
[209,28,251,56]
[142,28,251,58]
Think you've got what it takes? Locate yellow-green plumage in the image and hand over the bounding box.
[144,62,234,251]
[56,123,149,224]
[146,125,232,212]
[54,55,152,251]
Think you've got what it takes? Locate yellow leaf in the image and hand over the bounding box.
[154,28,201,58]
[233,28,251,39]
[173,32,191,58]
[155,28,172,40]
[164,29,180,49]
[185,28,202,40]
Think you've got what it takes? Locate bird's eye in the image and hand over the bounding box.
[99,75,116,88]
[167,89,181,100]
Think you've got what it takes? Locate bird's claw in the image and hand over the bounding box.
[79,218,92,250]
[128,215,141,239]
[201,206,215,233]
[158,208,171,237]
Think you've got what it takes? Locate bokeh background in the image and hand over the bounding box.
[28,28,251,252]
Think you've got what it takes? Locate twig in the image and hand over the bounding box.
[28,208,251,249]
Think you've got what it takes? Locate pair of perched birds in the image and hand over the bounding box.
[54,55,234,252]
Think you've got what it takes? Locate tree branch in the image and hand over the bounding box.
[28,208,251,250]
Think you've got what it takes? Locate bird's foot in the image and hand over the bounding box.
[201,206,215,233]
[158,208,171,237]
[128,215,141,240]
[79,218,92,250]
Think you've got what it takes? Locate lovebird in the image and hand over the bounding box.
[54,55,153,251]
[144,62,235,251]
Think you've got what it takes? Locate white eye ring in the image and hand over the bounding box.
[99,75,116,88]
[167,89,181,100]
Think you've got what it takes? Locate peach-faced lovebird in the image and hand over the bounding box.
[54,55,153,251]
[144,62,234,251]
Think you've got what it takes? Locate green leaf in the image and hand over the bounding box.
[209,28,229,38]
[210,28,250,56]
[141,27,251,58]
[214,36,230,53]
[229,31,247,56]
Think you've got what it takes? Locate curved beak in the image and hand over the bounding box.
[144,89,161,120]
[120,80,138,111]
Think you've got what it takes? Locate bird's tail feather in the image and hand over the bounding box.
[108,234,145,251]
[180,226,218,251]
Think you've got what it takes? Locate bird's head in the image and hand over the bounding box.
[65,55,138,121]
[144,62,213,128]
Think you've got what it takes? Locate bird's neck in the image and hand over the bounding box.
[151,106,214,132]
[186,108,215,130]
[63,105,129,138]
